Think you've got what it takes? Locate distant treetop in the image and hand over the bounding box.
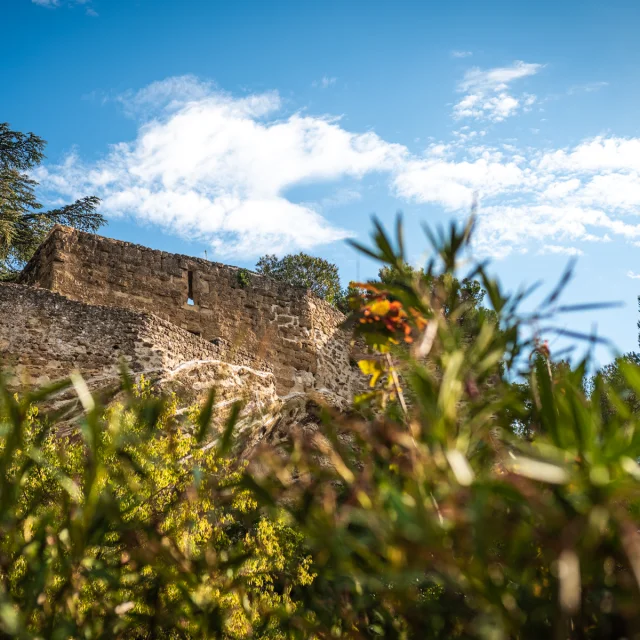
[255,252,347,310]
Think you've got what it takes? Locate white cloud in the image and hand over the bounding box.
[392,130,640,257]
[628,271,640,280]
[37,75,640,261]
[567,82,608,95]
[451,50,473,58]
[32,0,96,13]
[458,61,542,93]
[36,77,405,257]
[116,75,221,117]
[541,178,581,200]
[535,139,640,212]
[578,173,640,210]
[393,155,527,210]
[469,203,640,258]
[453,60,543,122]
[538,137,640,174]
[319,188,362,209]
[313,76,337,89]
[539,245,584,256]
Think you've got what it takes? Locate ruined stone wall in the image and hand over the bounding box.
[18,228,58,290]
[0,282,270,390]
[306,297,358,400]
[18,226,358,399]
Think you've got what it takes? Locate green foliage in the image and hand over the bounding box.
[2,215,640,638]
[256,252,347,311]
[375,263,496,342]
[0,123,105,280]
[237,268,251,289]
[0,375,313,638]
[594,352,640,424]
[251,215,640,638]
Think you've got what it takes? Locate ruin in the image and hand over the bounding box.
[0,225,361,411]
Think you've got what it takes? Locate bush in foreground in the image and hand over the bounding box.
[1,216,640,638]
[0,379,313,638]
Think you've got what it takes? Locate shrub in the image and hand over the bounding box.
[0,376,312,637]
[237,269,251,289]
[1,216,640,638]
[247,217,640,638]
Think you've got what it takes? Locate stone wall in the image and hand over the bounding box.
[0,282,272,395]
[18,226,358,399]
[19,229,57,290]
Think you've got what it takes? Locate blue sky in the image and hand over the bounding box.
[3,0,640,363]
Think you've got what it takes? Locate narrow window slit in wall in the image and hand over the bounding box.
[187,270,195,306]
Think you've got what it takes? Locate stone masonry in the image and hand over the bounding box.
[8,225,359,401]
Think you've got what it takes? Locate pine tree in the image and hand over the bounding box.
[0,122,105,279]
